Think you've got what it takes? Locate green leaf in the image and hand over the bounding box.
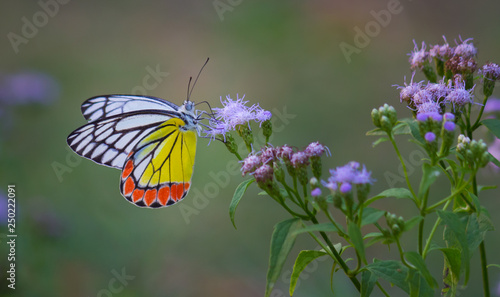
[405,251,438,288]
[418,164,440,199]
[467,191,481,214]
[289,250,328,296]
[348,222,365,262]
[438,210,470,284]
[361,270,377,297]
[407,268,435,297]
[361,207,386,226]
[366,127,386,136]
[292,223,341,236]
[372,137,389,147]
[487,264,500,269]
[401,118,425,144]
[403,216,424,232]
[366,188,414,206]
[439,247,461,296]
[393,122,411,135]
[482,118,500,138]
[363,260,409,293]
[229,179,255,229]
[265,218,302,297]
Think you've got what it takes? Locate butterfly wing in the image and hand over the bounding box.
[67,112,176,169]
[81,95,180,122]
[120,117,197,208]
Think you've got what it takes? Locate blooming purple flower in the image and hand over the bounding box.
[260,146,276,163]
[481,63,500,81]
[429,36,454,60]
[210,95,272,132]
[444,121,455,132]
[453,37,477,59]
[253,164,274,183]
[276,145,294,160]
[425,81,450,101]
[416,101,441,114]
[326,162,375,191]
[409,41,430,70]
[291,151,309,168]
[446,82,474,108]
[425,132,436,142]
[413,89,434,105]
[204,120,231,141]
[241,154,261,176]
[305,142,330,157]
[397,75,423,103]
[311,188,322,197]
[254,109,272,125]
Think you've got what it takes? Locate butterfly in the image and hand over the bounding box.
[67,61,211,208]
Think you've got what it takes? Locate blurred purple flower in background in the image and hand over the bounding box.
[484,98,500,114]
[0,192,7,225]
[0,70,60,106]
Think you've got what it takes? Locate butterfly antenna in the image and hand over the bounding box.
[195,100,215,117]
[186,76,193,102]
[187,57,210,101]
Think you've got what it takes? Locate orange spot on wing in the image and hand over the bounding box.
[132,189,144,202]
[122,160,134,179]
[158,186,170,205]
[172,184,184,202]
[123,177,135,196]
[184,183,190,191]
[144,189,156,206]
[145,189,157,205]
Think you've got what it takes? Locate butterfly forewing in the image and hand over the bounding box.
[67,112,175,169]
[82,95,180,122]
[119,117,197,208]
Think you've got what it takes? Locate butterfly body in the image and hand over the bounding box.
[67,95,201,208]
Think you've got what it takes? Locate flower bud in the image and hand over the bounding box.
[371,108,381,127]
[262,120,273,143]
[224,133,238,155]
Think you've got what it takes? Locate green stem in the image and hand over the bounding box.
[418,189,430,254]
[422,199,452,259]
[425,176,471,212]
[480,241,490,297]
[471,95,490,130]
[389,135,419,202]
[396,237,411,268]
[309,216,361,292]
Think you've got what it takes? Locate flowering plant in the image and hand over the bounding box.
[208,36,500,296]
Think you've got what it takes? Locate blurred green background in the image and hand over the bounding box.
[1,0,500,296]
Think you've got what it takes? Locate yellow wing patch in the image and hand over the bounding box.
[120,118,197,208]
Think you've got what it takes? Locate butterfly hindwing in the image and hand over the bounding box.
[81,95,180,122]
[120,117,197,208]
[67,112,175,169]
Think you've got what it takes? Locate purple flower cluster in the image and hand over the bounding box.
[481,63,500,81]
[398,77,474,113]
[240,142,329,178]
[206,95,271,139]
[322,162,374,193]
